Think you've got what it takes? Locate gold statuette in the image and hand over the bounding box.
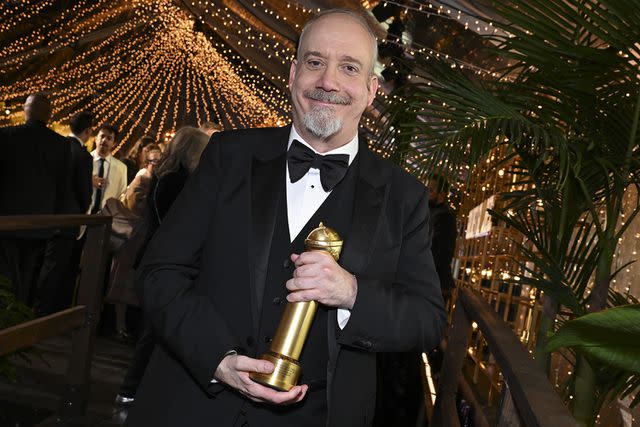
[250,222,343,391]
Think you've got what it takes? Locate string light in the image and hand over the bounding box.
[0,0,285,150]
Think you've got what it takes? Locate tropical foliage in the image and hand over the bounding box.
[376,0,640,425]
[0,275,36,382]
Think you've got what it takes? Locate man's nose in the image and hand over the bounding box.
[316,66,339,92]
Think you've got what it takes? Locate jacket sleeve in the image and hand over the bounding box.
[337,187,446,353]
[78,150,94,212]
[55,138,74,214]
[136,135,239,394]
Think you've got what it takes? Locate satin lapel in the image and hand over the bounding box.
[327,144,390,402]
[339,146,388,276]
[249,152,286,335]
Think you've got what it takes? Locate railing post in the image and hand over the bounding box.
[496,382,523,427]
[432,295,471,427]
[57,221,111,419]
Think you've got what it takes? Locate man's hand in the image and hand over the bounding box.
[214,354,308,404]
[92,174,107,189]
[286,252,357,309]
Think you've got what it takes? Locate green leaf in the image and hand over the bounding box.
[547,305,640,373]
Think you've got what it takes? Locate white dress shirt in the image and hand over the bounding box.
[89,152,114,211]
[286,126,358,329]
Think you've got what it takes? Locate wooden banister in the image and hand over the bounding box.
[0,214,112,419]
[0,214,111,231]
[0,306,86,356]
[433,287,579,427]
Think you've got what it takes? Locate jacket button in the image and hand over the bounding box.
[272,296,283,305]
[355,339,373,350]
[283,258,292,268]
[246,336,254,347]
[264,336,272,344]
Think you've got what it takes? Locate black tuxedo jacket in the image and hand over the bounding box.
[67,136,93,214]
[127,126,445,427]
[0,120,72,229]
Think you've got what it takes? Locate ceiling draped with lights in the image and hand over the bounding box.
[0,0,494,152]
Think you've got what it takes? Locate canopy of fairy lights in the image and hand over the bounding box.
[0,0,497,152]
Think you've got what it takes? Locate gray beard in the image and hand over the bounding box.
[303,106,343,139]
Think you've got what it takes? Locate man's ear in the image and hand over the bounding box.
[367,75,379,106]
[289,60,298,89]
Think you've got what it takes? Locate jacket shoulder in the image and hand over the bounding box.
[215,126,289,158]
[111,156,128,171]
[365,148,427,199]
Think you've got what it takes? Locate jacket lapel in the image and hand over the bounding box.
[249,127,289,335]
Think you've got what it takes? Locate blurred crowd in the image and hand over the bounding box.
[0,93,219,405]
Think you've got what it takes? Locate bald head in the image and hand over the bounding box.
[298,9,378,76]
[24,94,51,123]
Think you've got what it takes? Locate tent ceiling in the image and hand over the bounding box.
[0,0,495,151]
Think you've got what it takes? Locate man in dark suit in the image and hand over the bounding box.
[35,111,94,315]
[126,9,445,427]
[0,93,72,306]
[428,174,457,302]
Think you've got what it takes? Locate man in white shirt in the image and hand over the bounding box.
[89,124,127,214]
[126,9,445,427]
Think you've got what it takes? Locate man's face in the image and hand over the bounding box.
[96,129,115,158]
[146,149,162,174]
[289,13,378,150]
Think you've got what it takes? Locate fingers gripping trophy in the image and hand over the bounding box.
[250,222,343,391]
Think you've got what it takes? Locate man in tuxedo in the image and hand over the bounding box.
[0,93,72,305]
[126,9,445,427]
[36,111,94,315]
[88,124,127,214]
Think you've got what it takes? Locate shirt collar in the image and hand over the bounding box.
[92,150,112,163]
[288,125,358,167]
[69,134,84,147]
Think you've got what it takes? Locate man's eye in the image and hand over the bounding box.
[343,65,359,74]
[307,60,323,68]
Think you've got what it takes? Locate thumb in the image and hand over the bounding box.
[237,356,275,374]
[257,360,275,373]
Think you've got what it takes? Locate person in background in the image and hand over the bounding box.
[113,126,209,417]
[89,124,128,215]
[109,143,164,341]
[427,174,457,303]
[198,120,222,137]
[36,111,94,315]
[126,9,445,427]
[0,93,72,306]
[131,144,162,180]
[121,135,155,184]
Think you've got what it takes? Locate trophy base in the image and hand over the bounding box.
[249,352,301,392]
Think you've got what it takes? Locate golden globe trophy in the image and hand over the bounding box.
[250,222,343,391]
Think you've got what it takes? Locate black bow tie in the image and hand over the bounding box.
[287,140,349,191]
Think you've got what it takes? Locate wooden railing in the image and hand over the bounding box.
[0,214,111,419]
[432,287,579,427]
